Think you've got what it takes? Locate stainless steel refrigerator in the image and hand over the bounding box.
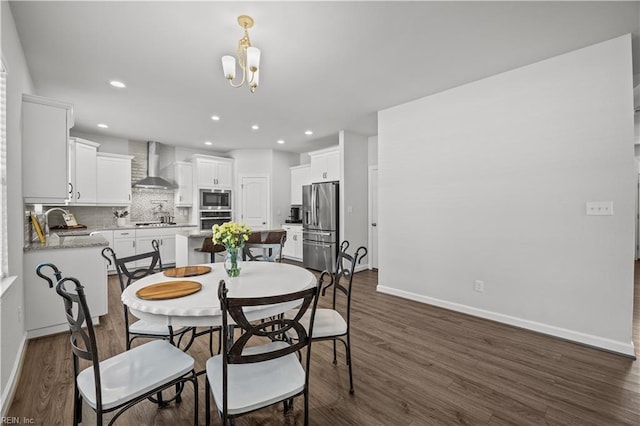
[302,182,339,272]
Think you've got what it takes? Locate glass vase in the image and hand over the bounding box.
[224,246,242,277]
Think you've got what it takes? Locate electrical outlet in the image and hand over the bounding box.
[474,280,484,293]
[586,201,614,216]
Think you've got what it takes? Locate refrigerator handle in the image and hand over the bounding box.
[311,185,316,226]
[314,184,319,226]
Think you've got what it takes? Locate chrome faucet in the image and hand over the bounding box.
[43,207,70,236]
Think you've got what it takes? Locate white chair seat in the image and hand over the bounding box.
[288,308,347,339]
[206,341,305,415]
[129,319,188,336]
[77,340,194,410]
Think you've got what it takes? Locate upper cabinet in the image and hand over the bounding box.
[67,138,99,205]
[96,153,133,205]
[22,95,74,204]
[309,146,340,183]
[174,161,193,207]
[193,155,233,189]
[290,164,311,205]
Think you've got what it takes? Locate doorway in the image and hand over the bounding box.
[368,166,378,269]
[239,175,270,231]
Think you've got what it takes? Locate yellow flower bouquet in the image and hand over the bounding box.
[212,222,251,277]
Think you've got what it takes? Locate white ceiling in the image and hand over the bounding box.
[9,1,640,153]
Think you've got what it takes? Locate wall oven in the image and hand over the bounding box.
[200,189,232,210]
[200,211,232,231]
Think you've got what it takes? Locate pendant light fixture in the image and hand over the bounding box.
[221,15,261,93]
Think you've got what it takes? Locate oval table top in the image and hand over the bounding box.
[121,261,316,327]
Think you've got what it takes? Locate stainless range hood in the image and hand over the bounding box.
[132,141,176,189]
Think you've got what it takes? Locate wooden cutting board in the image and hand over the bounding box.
[136,281,202,300]
[163,265,212,278]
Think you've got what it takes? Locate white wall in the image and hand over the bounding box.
[229,149,297,228]
[378,35,635,356]
[368,136,378,166]
[1,1,35,413]
[271,151,298,227]
[340,131,369,264]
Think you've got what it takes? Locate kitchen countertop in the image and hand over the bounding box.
[24,234,109,252]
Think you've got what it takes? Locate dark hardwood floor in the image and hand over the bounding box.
[5,261,639,425]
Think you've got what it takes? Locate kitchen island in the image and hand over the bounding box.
[24,233,109,337]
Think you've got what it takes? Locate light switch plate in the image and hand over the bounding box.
[586,201,614,216]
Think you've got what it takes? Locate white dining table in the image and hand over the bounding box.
[121,262,317,327]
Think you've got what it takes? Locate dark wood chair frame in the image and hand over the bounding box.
[101,243,195,351]
[316,241,367,394]
[242,231,287,262]
[51,271,198,426]
[205,278,321,426]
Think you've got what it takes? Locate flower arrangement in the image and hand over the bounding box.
[212,221,251,249]
[212,222,251,277]
[113,209,129,219]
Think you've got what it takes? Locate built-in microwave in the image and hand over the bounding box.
[200,189,232,210]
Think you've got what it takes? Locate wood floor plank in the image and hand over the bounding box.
[5,262,640,425]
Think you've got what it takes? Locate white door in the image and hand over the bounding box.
[240,176,269,230]
[369,167,379,269]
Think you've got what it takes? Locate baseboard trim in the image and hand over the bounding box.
[376,285,636,358]
[354,264,368,273]
[0,333,27,417]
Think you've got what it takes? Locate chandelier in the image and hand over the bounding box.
[221,15,261,93]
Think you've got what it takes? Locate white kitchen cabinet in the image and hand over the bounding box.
[135,228,178,268]
[22,94,74,204]
[175,162,193,207]
[24,245,107,337]
[282,224,303,261]
[193,155,233,189]
[91,230,115,272]
[67,138,99,204]
[96,153,133,205]
[290,164,311,205]
[113,229,136,263]
[309,146,340,183]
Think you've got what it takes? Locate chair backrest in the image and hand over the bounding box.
[242,230,287,262]
[217,274,324,414]
[55,275,104,411]
[36,262,63,288]
[101,239,163,291]
[323,241,367,321]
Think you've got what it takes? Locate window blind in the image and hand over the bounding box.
[1,62,8,278]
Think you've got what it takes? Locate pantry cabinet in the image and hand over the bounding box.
[22,94,74,204]
[67,138,99,204]
[309,146,340,183]
[96,153,133,205]
[194,155,233,189]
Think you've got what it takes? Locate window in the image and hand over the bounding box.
[1,60,7,278]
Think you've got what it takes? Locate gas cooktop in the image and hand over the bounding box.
[135,222,177,227]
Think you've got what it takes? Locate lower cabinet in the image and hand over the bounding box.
[282,224,303,261]
[136,229,177,268]
[24,245,107,337]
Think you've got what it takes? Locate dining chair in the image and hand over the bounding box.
[205,277,322,426]
[53,272,198,426]
[101,243,194,351]
[195,236,226,263]
[290,241,367,394]
[242,230,287,262]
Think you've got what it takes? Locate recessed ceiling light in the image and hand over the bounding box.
[211,115,220,121]
[97,123,109,129]
[277,140,285,144]
[251,124,259,130]
[304,130,313,135]
[204,141,213,146]
[109,80,126,88]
